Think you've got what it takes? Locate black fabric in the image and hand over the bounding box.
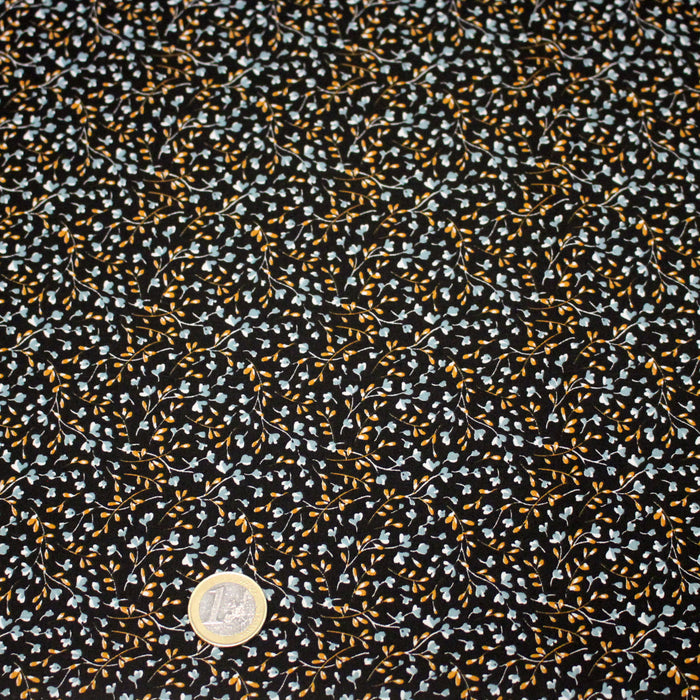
[1,1,700,698]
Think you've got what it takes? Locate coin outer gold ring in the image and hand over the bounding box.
[188,571,267,647]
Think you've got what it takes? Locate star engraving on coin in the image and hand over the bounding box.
[188,572,267,646]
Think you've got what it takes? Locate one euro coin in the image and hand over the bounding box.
[188,571,267,647]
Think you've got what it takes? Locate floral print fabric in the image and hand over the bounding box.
[1,1,700,698]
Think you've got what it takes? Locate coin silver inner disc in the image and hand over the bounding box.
[197,581,257,637]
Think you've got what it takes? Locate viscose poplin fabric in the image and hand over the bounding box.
[1,1,699,699]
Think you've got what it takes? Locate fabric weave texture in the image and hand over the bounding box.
[1,1,700,698]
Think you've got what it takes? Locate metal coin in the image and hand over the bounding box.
[188,572,267,647]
